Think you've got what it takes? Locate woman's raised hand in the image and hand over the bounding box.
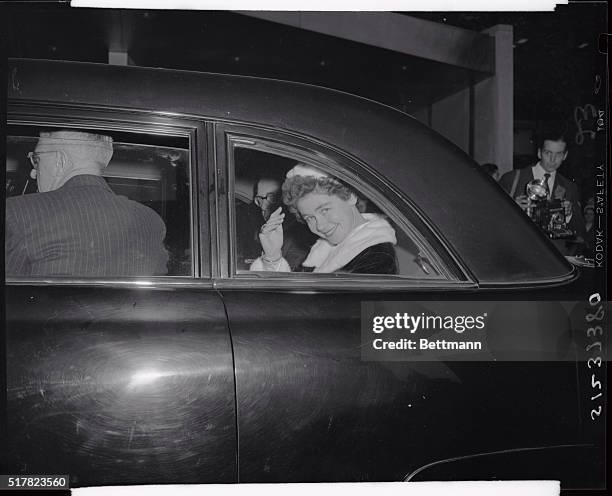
[259,207,284,260]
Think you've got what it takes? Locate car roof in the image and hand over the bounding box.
[7,58,574,286]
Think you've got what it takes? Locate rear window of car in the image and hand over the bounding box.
[6,126,192,278]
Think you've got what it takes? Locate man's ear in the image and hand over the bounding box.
[55,150,67,176]
[348,193,358,206]
[537,148,542,160]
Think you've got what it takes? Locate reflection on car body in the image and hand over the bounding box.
[4,58,602,488]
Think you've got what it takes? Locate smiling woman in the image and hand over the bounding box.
[232,144,445,279]
[251,164,398,274]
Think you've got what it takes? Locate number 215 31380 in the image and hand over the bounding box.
[585,292,605,421]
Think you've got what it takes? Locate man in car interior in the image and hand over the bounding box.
[5,130,169,277]
[5,156,19,197]
[498,131,585,255]
[236,174,316,271]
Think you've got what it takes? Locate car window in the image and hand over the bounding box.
[231,144,446,279]
[6,126,192,277]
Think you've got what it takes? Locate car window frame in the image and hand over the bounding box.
[5,102,210,285]
[214,122,477,291]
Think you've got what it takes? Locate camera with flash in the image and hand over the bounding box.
[525,178,574,239]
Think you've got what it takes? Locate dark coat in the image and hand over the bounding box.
[299,242,397,274]
[5,175,169,276]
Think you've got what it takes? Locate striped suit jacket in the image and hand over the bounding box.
[5,175,169,277]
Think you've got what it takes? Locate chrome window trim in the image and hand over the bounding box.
[212,277,478,292]
[213,272,578,292]
[5,276,215,289]
[5,270,576,292]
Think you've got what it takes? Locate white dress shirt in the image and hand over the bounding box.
[531,161,556,199]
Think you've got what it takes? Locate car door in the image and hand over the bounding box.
[4,107,237,486]
[214,124,591,485]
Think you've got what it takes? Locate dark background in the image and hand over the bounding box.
[1,2,608,194]
[3,3,607,119]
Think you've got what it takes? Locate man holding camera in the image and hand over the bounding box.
[499,132,585,255]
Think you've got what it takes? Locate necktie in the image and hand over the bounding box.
[543,173,551,198]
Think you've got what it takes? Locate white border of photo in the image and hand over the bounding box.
[74,481,560,496]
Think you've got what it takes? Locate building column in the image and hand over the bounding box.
[108,50,133,66]
[107,11,134,66]
[473,24,514,174]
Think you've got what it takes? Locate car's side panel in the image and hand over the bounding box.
[5,285,237,486]
[224,291,583,482]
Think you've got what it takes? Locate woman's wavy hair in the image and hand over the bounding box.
[282,175,366,221]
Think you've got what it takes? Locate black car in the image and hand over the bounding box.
[3,58,604,488]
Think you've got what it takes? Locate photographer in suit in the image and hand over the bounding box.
[499,131,585,255]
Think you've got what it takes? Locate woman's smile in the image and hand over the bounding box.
[297,192,363,245]
[319,225,337,238]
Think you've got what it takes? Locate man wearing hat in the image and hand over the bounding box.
[5,130,168,276]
